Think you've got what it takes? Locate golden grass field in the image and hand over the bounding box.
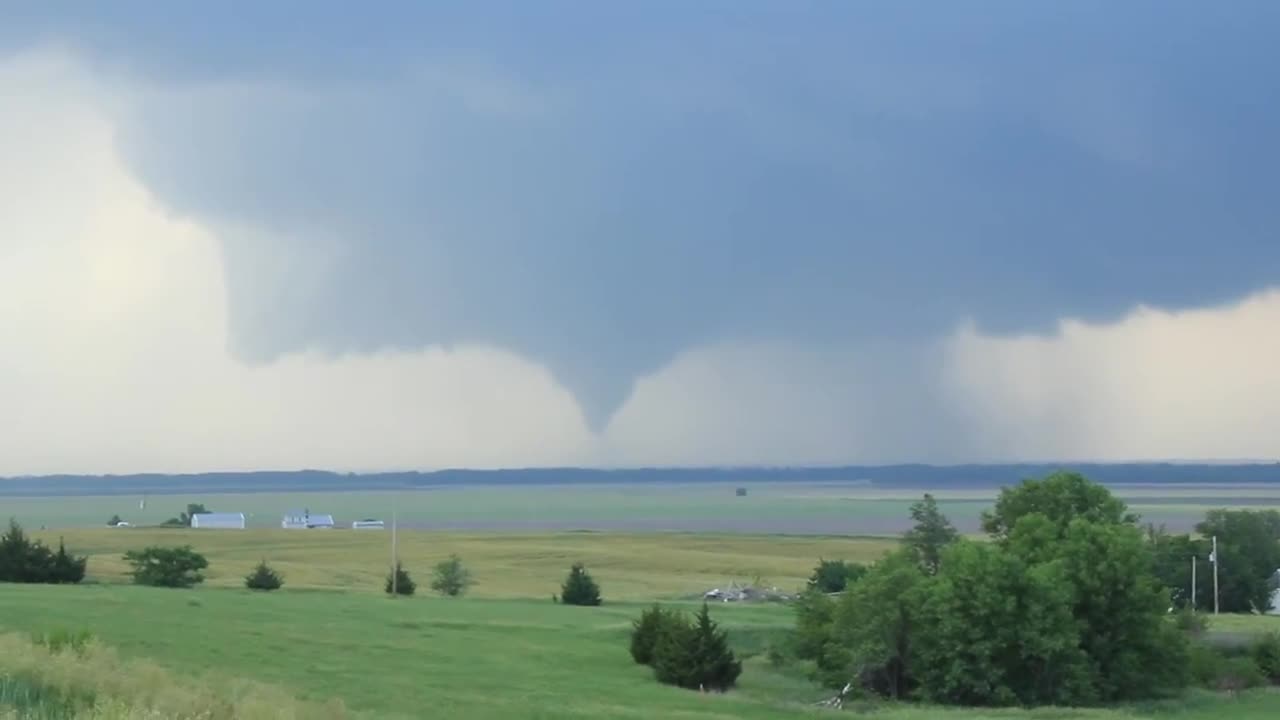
[34,528,899,599]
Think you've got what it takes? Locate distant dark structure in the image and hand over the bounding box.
[735,487,748,497]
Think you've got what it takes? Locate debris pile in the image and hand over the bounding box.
[702,581,792,603]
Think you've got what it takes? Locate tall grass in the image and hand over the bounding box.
[0,634,347,719]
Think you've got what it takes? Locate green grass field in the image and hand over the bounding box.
[3,583,1277,720]
[2,529,1279,718]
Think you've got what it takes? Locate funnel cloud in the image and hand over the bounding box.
[2,2,1280,468]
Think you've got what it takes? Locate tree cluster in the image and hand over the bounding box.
[1150,509,1280,613]
[161,504,210,527]
[124,545,208,588]
[807,559,867,594]
[0,520,86,584]
[629,603,742,692]
[795,473,1193,707]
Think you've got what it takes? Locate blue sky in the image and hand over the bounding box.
[2,2,1279,471]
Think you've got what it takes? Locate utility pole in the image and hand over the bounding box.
[1212,535,1220,616]
[1182,550,1192,607]
[390,508,399,596]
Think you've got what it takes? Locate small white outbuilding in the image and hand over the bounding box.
[190,512,246,529]
[282,510,335,529]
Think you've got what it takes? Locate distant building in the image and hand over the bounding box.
[190,512,246,529]
[351,519,385,530]
[282,510,335,529]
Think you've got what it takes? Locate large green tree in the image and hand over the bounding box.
[915,541,1092,706]
[1195,509,1280,613]
[1050,518,1189,700]
[827,549,927,699]
[981,471,1135,540]
[992,478,1187,701]
[903,493,959,575]
[1148,527,1211,610]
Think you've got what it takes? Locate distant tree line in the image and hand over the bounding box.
[7,463,1280,499]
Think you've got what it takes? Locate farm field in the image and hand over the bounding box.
[6,481,1279,534]
[2,531,1278,719]
[27,528,898,598]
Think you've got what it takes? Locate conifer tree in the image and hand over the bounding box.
[559,562,602,606]
[652,603,742,691]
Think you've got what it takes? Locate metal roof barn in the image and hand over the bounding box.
[190,512,245,529]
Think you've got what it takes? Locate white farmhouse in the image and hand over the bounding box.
[190,512,246,529]
[282,510,335,529]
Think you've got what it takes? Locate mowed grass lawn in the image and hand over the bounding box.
[32,528,899,598]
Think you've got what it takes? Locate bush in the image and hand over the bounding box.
[385,562,416,596]
[244,560,284,591]
[0,520,87,584]
[652,603,742,692]
[107,514,123,527]
[1188,641,1268,690]
[1172,608,1208,638]
[430,554,473,597]
[630,604,680,665]
[123,546,208,588]
[559,562,602,606]
[807,559,867,594]
[1251,632,1280,683]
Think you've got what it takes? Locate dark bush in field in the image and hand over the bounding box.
[244,560,284,591]
[385,562,416,596]
[0,520,86,584]
[559,563,602,606]
[1251,632,1280,683]
[123,545,208,588]
[1171,608,1208,638]
[651,603,742,692]
[807,559,866,594]
[630,604,681,665]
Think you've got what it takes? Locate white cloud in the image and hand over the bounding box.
[945,295,1280,462]
[0,50,594,474]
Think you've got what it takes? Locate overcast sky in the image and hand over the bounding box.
[3,2,1279,474]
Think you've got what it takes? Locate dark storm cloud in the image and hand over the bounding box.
[4,0,1279,429]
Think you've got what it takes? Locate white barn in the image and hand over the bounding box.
[282,510,335,529]
[191,512,245,529]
